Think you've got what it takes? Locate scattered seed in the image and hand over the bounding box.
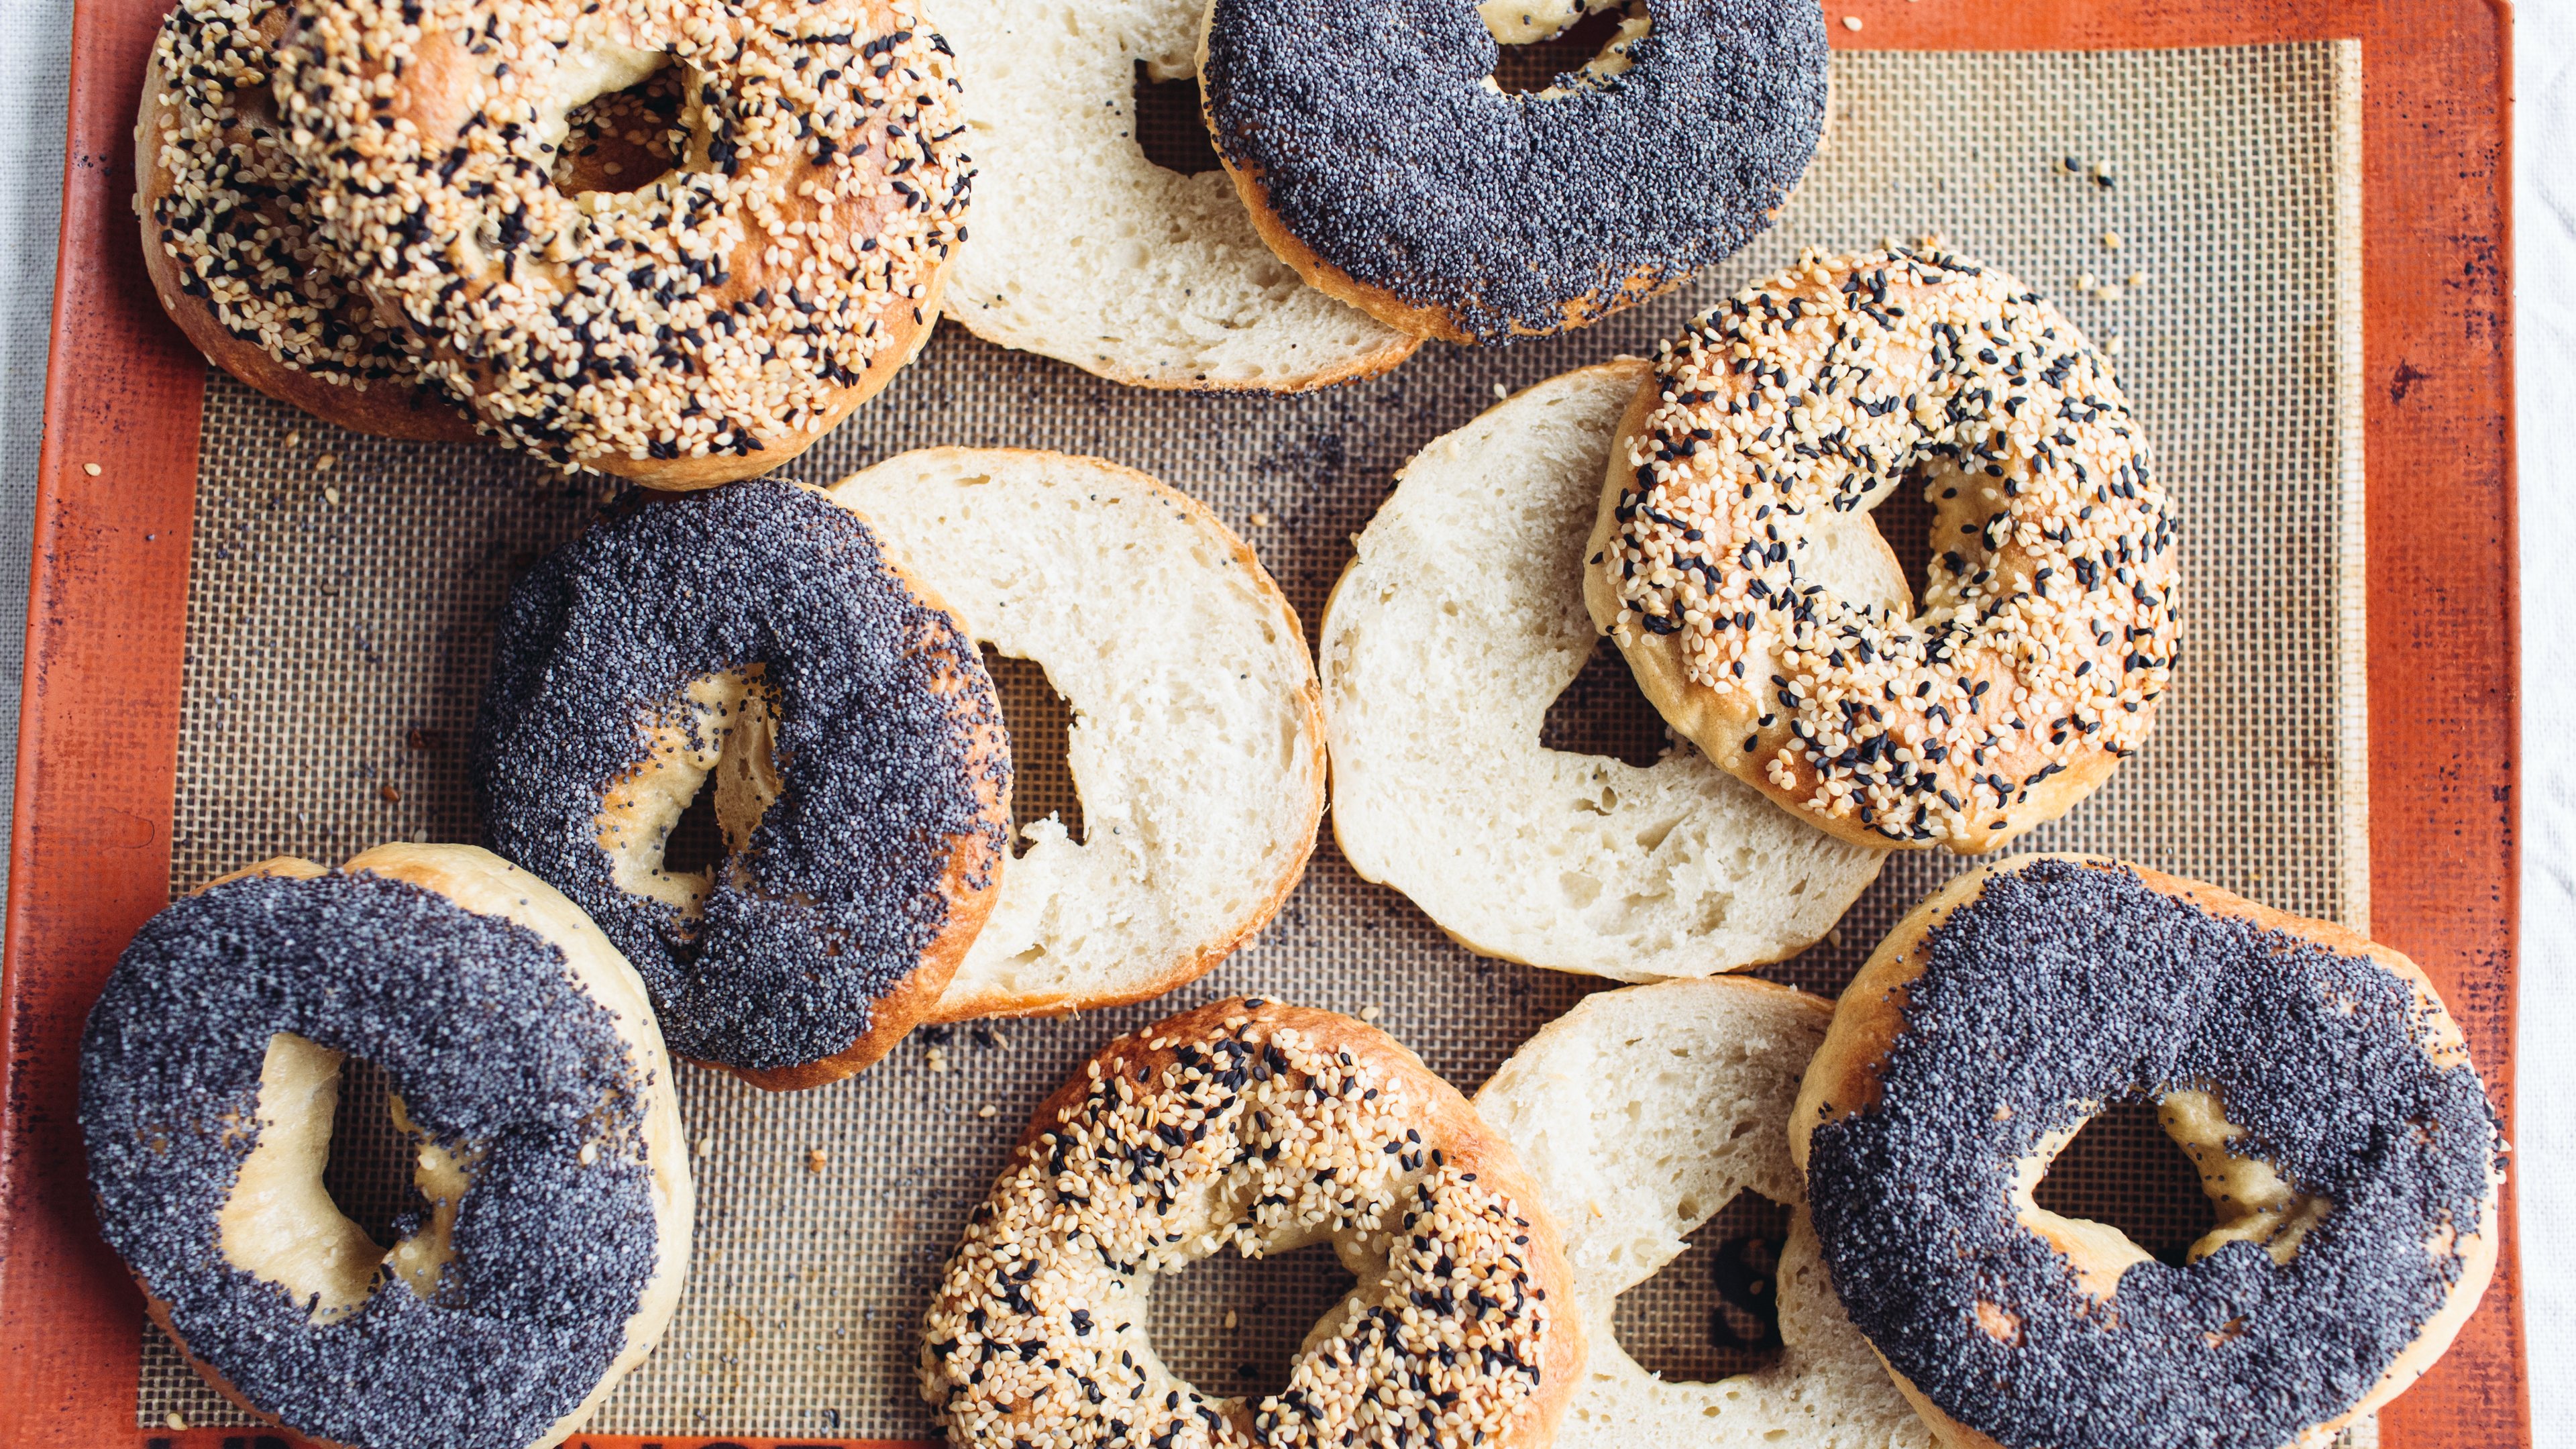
[1251,511,1273,527]
[806,1147,828,1174]
[2100,231,2122,249]
[325,486,343,504]
[378,784,400,804]
[315,454,337,471]
[977,1104,998,1118]
[1359,1005,1383,1022]
[82,463,101,477]
[166,1413,187,1431]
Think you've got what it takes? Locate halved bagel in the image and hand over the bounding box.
[829,449,1326,1019]
[1320,362,1897,979]
[921,0,1419,389]
[1473,977,1933,1448]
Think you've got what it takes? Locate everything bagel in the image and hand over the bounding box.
[922,998,1584,1448]
[1587,246,2179,852]
[79,845,692,1449]
[136,0,476,440]
[1197,0,1827,343]
[273,0,971,486]
[1791,855,2504,1449]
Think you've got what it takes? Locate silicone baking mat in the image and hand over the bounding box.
[121,40,2371,1439]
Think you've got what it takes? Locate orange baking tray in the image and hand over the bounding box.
[1,0,2521,1445]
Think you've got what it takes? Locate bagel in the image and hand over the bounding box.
[1473,978,1933,1447]
[1790,855,2505,1449]
[924,0,1419,388]
[78,845,692,1449]
[272,0,970,487]
[828,449,1325,1020]
[1197,0,1827,344]
[1321,361,1895,979]
[921,998,1585,1448]
[135,0,476,441]
[1585,246,2180,853]
[473,478,1012,1089]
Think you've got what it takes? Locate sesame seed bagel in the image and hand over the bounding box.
[271,0,971,487]
[922,998,1585,1448]
[830,450,1326,1022]
[1322,361,1896,978]
[136,0,478,441]
[1788,856,2505,1449]
[1584,246,2180,853]
[78,845,692,1449]
[1473,978,1933,1447]
[924,0,1418,390]
[472,479,1012,1089]
[1196,0,1827,345]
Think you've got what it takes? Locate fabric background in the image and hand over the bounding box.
[0,0,2565,1439]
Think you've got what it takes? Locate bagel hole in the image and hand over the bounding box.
[320,1056,428,1251]
[1132,62,1226,176]
[1144,1241,1358,1400]
[661,785,730,875]
[981,647,1086,853]
[1876,468,1943,606]
[1488,4,1640,97]
[1609,1191,1792,1381]
[2032,1097,2220,1265]
[553,63,687,197]
[1541,639,1676,769]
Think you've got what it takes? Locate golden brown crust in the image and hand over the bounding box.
[135,36,479,443]
[1790,854,2503,1449]
[1210,146,1674,348]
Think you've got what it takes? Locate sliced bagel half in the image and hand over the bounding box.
[922,0,1419,390]
[1474,977,1933,1448]
[829,449,1326,1019]
[1320,361,1896,980]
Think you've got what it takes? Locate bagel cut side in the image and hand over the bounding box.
[1320,362,1896,979]
[829,449,1326,1019]
[1473,977,1932,1447]
[921,0,1418,390]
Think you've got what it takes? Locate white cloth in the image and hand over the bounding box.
[0,0,2566,1438]
[2515,3,2576,1441]
[0,0,69,894]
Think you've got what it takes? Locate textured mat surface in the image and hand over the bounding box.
[139,41,2365,1439]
